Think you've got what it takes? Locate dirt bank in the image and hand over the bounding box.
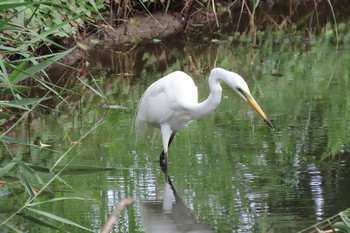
[54,0,350,76]
[97,12,183,48]
[90,0,349,48]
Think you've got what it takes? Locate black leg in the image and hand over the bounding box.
[159,156,178,199]
[159,133,176,162]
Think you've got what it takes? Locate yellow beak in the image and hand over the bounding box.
[246,94,274,130]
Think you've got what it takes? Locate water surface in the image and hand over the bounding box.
[1,30,350,232]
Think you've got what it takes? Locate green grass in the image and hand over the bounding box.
[0,1,109,231]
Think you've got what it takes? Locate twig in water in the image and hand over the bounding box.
[101,198,135,233]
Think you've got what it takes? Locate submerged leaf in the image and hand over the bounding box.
[52,164,116,174]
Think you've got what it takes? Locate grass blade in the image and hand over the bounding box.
[0,161,17,178]
[17,160,43,185]
[0,135,25,145]
[0,187,25,199]
[17,167,35,198]
[8,55,31,83]
[8,48,74,84]
[326,0,338,45]
[76,76,104,99]
[0,97,50,111]
[340,214,350,229]
[27,208,94,232]
[27,197,89,206]
[28,14,82,45]
[19,214,63,232]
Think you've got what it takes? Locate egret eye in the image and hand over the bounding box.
[236,87,248,100]
[237,88,244,95]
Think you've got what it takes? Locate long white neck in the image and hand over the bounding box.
[189,69,226,120]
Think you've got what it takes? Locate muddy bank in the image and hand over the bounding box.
[50,0,350,83]
[93,0,349,48]
[97,12,183,48]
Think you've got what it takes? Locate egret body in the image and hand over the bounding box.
[136,68,273,162]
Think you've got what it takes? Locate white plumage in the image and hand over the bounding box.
[136,68,273,162]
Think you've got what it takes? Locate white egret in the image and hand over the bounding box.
[136,68,274,163]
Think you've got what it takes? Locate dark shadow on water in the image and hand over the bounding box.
[140,161,215,233]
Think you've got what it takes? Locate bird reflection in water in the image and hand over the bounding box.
[140,162,215,233]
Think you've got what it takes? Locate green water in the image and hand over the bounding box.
[1,29,350,232]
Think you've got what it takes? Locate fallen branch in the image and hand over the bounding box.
[101,198,135,233]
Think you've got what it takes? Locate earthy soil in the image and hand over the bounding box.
[97,12,183,48]
[53,0,350,78]
[93,0,350,48]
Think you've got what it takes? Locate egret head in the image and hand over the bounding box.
[214,68,274,130]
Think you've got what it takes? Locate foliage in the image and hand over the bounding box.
[0,1,109,231]
[299,208,350,233]
[0,0,105,45]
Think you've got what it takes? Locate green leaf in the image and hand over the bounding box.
[2,86,31,95]
[27,208,94,232]
[76,76,104,99]
[9,48,74,84]
[28,165,50,173]
[28,197,89,206]
[0,135,25,145]
[17,160,43,184]
[0,187,24,199]
[0,97,49,111]
[28,14,82,45]
[0,112,13,119]
[8,55,31,83]
[152,38,161,43]
[17,168,35,198]
[0,101,29,110]
[1,175,20,183]
[0,2,39,10]
[0,161,17,177]
[19,214,63,231]
[340,214,350,230]
[341,209,350,217]
[334,222,350,232]
[8,98,48,106]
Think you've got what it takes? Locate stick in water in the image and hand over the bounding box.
[101,198,135,233]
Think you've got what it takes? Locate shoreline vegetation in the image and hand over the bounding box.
[1,0,350,232]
